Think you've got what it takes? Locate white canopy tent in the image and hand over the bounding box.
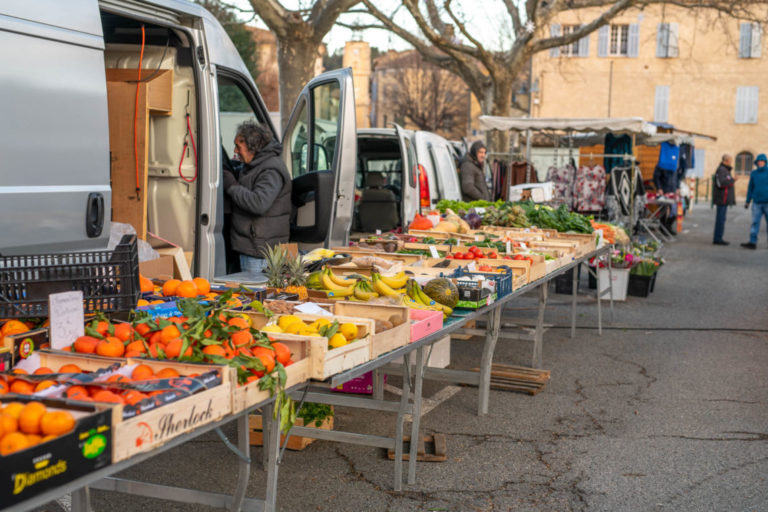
[478,116,658,136]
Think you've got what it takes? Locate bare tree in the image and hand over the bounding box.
[382,52,468,138]
[360,0,768,152]
[240,0,361,128]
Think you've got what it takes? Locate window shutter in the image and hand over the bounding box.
[748,86,759,123]
[578,25,590,57]
[739,22,751,58]
[656,23,668,57]
[598,25,609,57]
[654,86,670,123]
[750,23,762,57]
[735,86,754,123]
[628,23,640,57]
[550,24,561,57]
[668,23,679,57]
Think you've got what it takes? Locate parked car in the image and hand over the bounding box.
[354,127,461,233]
[0,0,356,282]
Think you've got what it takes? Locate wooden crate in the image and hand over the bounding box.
[249,413,333,450]
[333,302,410,358]
[407,229,475,241]
[20,349,125,374]
[330,248,424,265]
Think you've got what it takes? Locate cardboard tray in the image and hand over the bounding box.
[333,302,410,358]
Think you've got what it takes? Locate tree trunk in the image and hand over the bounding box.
[487,78,514,156]
[276,37,319,132]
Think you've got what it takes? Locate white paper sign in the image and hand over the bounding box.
[595,229,605,248]
[428,245,440,258]
[375,229,381,235]
[48,291,84,349]
[295,302,333,317]
[475,235,482,241]
[520,242,528,250]
[467,261,477,272]
[474,207,486,215]
[505,241,512,255]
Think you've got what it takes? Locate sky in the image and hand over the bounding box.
[229,1,514,54]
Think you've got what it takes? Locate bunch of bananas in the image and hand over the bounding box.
[312,268,409,301]
[403,279,453,319]
[304,248,336,263]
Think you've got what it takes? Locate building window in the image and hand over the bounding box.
[739,22,762,58]
[550,24,589,57]
[735,86,759,124]
[610,24,629,56]
[735,151,754,175]
[654,85,670,122]
[656,23,679,58]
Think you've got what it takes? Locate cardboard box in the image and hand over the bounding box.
[139,255,175,280]
[146,232,192,281]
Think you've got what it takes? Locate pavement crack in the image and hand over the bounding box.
[653,431,768,442]
[601,352,657,403]
[332,447,387,493]
[703,398,766,405]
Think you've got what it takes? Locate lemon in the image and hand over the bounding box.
[284,322,307,335]
[306,321,321,332]
[278,315,302,331]
[340,323,358,341]
[314,318,332,328]
[328,333,349,349]
[261,324,283,333]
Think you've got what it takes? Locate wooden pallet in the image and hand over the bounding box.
[471,364,550,395]
[387,433,447,462]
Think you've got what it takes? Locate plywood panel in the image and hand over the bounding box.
[105,69,173,114]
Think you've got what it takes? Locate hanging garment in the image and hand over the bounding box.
[603,133,634,176]
[611,166,644,216]
[574,165,607,212]
[546,164,576,208]
[657,141,680,172]
[510,161,538,186]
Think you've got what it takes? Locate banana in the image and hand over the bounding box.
[327,268,356,287]
[402,294,441,311]
[322,283,355,297]
[321,269,354,291]
[412,280,453,317]
[379,272,408,289]
[372,273,403,297]
[353,281,379,301]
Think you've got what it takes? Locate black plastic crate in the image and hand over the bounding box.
[0,234,139,318]
[628,273,653,297]
[554,267,581,294]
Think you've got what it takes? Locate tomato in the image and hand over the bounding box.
[487,251,498,258]
[453,252,463,259]
[464,252,475,259]
[445,253,453,259]
[503,255,512,260]
[513,254,526,260]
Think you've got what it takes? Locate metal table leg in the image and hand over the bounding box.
[229,412,251,512]
[570,263,578,339]
[393,352,411,491]
[71,487,91,512]
[263,403,280,512]
[372,368,384,401]
[407,346,425,484]
[596,266,603,336]
[478,306,501,416]
[608,253,614,322]
[261,408,271,470]
[532,284,548,369]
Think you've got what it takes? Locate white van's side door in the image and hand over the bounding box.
[394,125,418,226]
[0,1,110,254]
[282,68,356,248]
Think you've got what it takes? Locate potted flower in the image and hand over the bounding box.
[628,257,662,297]
[595,250,635,301]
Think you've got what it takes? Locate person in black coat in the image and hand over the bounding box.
[712,154,735,245]
[460,140,491,201]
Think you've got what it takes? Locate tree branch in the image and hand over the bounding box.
[399,0,482,58]
[308,0,362,41]
[425,0,448,35]
[502,0,523,35]
[247,0,289,37]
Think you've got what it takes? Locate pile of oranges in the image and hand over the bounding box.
[0,400,75,456]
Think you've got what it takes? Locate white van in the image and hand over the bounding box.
[354,127,461,233]
[0,0,356,281]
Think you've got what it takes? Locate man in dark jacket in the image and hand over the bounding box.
[741,153,768,249]
[223,121,292,272]
[460,140,491,201]
[712,154,735,245]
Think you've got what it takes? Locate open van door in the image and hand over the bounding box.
[282,69,356,248]
[394,124,418,228]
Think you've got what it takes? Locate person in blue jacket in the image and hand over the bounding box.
[741,153,768,249]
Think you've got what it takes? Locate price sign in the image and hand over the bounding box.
[295,302,333,317]
[375,229,381,235]
[520,242,528,250]
[467,261,477,272]
[506,241,512,254]
[429,245,440,258]
[48,291,84,350]
[474,207,486,214]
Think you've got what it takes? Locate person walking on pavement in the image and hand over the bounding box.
[460,140,491,201]
[741,153,768,249]
[712,154,735,245]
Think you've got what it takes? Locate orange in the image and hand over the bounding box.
[134,322,152,338]
[131,364,154,380]
[25,434,43,446]
[34,380,56,392]
[164,338,192,359]
[230,330,254,347]
[139,274,154,293]
[0,379,8,395]
[202,345,227,358]
[160,324,182,344]
[40,411,75,436]
[137,299,150,307]
[10,380,35,395]
[33,367,54,375]
[96,336,125,357]
[11,368,28,376]
[94,320,111,337]
[252,351,275,374]
[122,390,148,406]
[73,335,100,354]
[176,280,198,298]
[162,279,182,297]
[58,364,82,374]
[1,319,29,337]
[148,330,163,345]
[0,413,18,437]
[0,431,29,456]
[91,390,124,404]
[124,350,143,358]
[271,342,292,366]
[113,323,134,342]
[18,402,47,434]
[2,402,25,419]
[125,340,147,354]
[65,386,90,401]
[193,277,211,295]
[155,368,180,379]
[147,343,165,358]
[228,316,250,330]
[106,374,130,384]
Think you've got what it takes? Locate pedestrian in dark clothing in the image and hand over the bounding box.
[741,153,768,249]
[460,140,491,201]
[712,154,735,245]
[224,121,292,272]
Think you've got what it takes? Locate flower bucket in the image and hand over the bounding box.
[627,273,653,297]
[597,267,629,301]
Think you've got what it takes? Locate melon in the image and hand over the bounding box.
[424,278,459,308]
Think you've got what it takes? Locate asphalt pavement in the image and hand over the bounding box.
[60,204,768,511]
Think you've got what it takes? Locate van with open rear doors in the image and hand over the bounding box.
[0,0,356,281]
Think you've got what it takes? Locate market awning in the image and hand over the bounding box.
[478,116,657,135]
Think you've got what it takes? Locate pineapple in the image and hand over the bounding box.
[261,245,287,290]
[284,253,308,300]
